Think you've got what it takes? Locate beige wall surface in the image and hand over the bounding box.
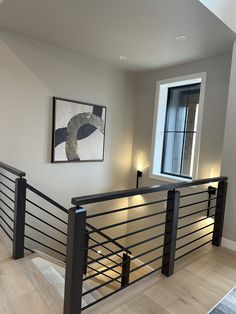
[0,31,135,257]
[0,31,135,207]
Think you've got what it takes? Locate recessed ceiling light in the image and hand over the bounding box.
[119,56,127,60]
[176,35,187,42]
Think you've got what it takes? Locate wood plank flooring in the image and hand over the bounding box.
[85,245,236,314]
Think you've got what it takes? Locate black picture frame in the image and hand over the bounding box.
[51,97,106,163]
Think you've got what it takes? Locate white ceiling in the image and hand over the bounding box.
[0,0,235,71]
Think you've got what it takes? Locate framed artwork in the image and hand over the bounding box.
[51,97,106,163]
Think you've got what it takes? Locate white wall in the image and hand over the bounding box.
[221,40,236,243]
[0,31,135,208]
[130,54,232,187]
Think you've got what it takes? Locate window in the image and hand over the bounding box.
[151,73,206,182]
[161,84,200,179]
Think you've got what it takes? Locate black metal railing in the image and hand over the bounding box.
[64,176,227,314]
[0,162,228,314]
[0,161,132,314]
[0,162,30,256]
[24,183,68,261]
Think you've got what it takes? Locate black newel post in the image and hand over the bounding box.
[207,186,216,217]
[83,229,89,275]
[64,207,87,314]
[13,177,27,259]
[162,189,180,277]
[121,253,131,288]
[212,180,228,247]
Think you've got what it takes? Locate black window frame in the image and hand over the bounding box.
[161,83,201,180]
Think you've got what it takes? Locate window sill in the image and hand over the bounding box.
[150,172,193,184]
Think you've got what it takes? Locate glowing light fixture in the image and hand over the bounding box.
[176,35,187,42]
[119,56,127,60]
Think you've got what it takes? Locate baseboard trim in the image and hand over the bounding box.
[222,237,236,252]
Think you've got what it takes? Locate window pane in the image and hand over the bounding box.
[162,132,184,175]
[165,88,188,132]
[186,105,197,132]
[181,133,196,177]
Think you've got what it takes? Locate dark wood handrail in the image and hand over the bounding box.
[72,176,228,206]
[0,161,26,177]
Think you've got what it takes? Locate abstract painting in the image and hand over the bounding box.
[51,97,106,163]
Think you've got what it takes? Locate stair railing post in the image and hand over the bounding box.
[207,186,216,217]
[161,189,180,277]
[121,253,131,288]
[64,206,87,314]
[212,180,228,247]
[13,177,27,259]
[83,229,89,275]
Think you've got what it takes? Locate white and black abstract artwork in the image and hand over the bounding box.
[51,97,106,163]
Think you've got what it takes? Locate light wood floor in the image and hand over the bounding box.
[85,245,236,314]
[1,228,236,314]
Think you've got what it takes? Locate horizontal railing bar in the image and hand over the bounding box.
[89,236,122,260]
[83,254,163,297]
[83,266,120,283]
[86,222,131,255]
[87,221,166,252]
[25,223,67,247]
[175,239,212,261]
[0,172,15,183]
[177,214,215,231]
[176,231,213,251]
[87,255,121,277]
[26,199,67,225]
[0,223,13,241]
[72,176,227,206]
[86,265,121,284]
[0,215,13,231]
[0,162,26,177]
[27,184,68,213]
[178,205,216,220]
[86,233,165,266]
[25,211,67,236]
[0,199,14,213]
[0,206,14,222]
[177,222,214,241]
[89,247,121,269]
[88,210,167,235]
[24,247,34,253]
[180,190,209,198]
[0,190,14,203]
[25,235,66,257]
[0,181,15,193]
[84,243,164,282]
[87,199,166,219]
[179,197,217,209]
[82,265,163,311]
